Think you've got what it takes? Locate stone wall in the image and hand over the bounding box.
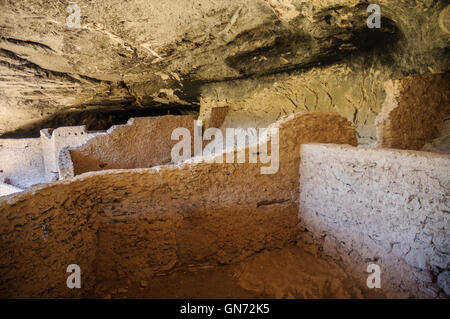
[93,112,357,284]
[68,116,196,176]
[0,182,99,298]
[0,138,45,191]
[299,143,450,298]
[0,112,356,297]
[0,126,97,195]
[202,106,229,130]
[40,126,100,180]
[376,73,450,152]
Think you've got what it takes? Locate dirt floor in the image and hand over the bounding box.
[92,243,386,299]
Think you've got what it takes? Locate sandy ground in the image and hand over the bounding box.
[92,243,385,299]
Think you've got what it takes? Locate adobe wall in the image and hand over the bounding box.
[375,73,450,152]
[0,182,99,298]
[202,106,229,130]
[422,118,450,154]
[0,126,97,195]
[0,182,23,196]
[0,112,356,297]
[299,144,450,298]
[93,112,357,284]
[2,114,228,187]
[40,126,100,180]
[68,116,195,176]
[0,138,45,190]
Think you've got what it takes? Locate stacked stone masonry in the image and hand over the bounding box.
[299,144,450,298]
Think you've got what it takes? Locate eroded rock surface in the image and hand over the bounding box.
[0,0,448,142]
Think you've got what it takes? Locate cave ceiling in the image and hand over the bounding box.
[0,0,448,137]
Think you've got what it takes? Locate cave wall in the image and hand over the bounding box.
[376,73,450,151]
[299,143,450,298]
[40,126,100,180]
[199,61,387,145]
[194,0,449,146]
[0,1,448,138]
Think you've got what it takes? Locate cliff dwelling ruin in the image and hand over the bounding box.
[0,0,449,300]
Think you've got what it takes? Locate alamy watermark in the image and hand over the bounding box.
[66,264,81,288]
[171,120,279,174]
[367,4,381,29]
[66,3,81,28]
[65,3,382,30]
[366,263,381,289]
